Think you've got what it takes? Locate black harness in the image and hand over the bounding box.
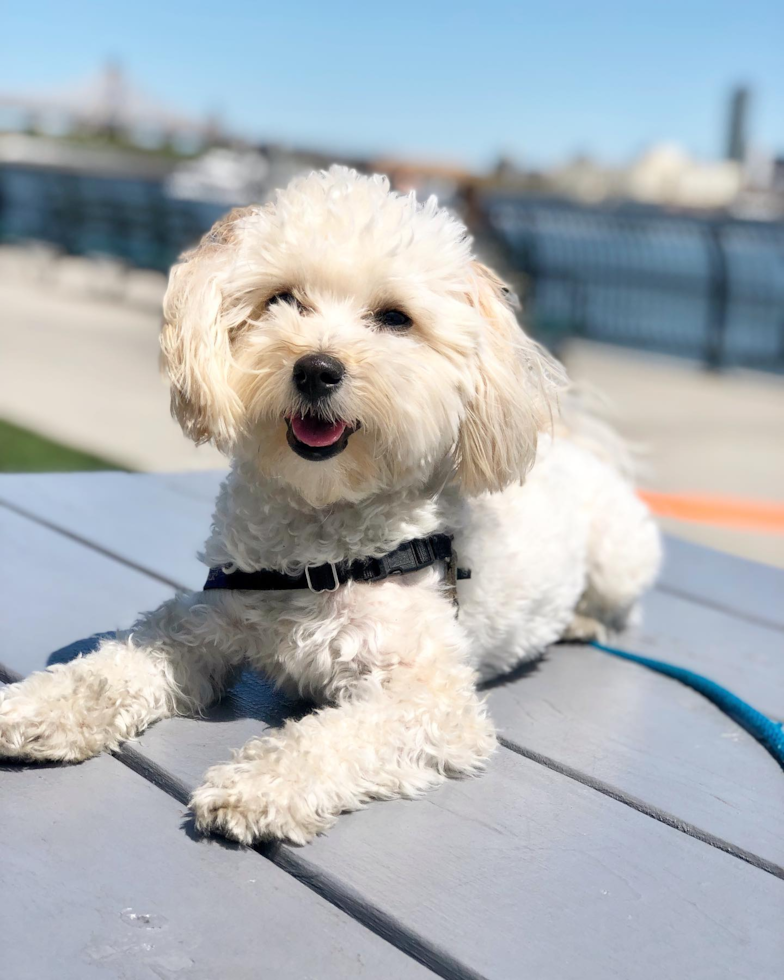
[203,533,469,596]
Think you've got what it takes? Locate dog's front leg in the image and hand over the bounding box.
[0,593,243,763]
[191,656,497,845]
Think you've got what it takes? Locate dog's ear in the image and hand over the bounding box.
[455,261,565,495]
[160,208,255,449]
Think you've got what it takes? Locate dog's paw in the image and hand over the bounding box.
[0,683,93,762]
[561,613,609,644]
[190,759,334,846]
[0,667,127,763]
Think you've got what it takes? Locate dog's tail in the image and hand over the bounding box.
[554,386,645,483]
[555,386,662,632]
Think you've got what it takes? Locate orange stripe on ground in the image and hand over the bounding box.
[639,490,784,536]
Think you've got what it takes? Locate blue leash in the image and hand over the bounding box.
[590,641,784,770]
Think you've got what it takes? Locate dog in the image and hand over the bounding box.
[0,167,661,844]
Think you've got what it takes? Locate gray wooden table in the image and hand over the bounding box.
[1,471,782,980]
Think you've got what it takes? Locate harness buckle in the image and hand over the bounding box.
[305,561,341,593]
[411,537,435,566]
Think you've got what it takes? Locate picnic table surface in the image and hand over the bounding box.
[1,470,782,980]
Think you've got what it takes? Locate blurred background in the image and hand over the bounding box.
[0,0,782,565]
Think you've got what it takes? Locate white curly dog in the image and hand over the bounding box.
[0,168,660,844]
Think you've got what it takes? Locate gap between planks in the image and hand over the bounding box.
[655,581,784,634]
[0,496,184,592]
[2,496,782,883]
[496,738,784,881]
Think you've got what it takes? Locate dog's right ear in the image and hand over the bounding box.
[455,262,565,495]
[160,208,254,450]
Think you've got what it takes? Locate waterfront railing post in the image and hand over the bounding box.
[704,222,730,370]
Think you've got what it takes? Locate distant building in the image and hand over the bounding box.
[725,86,750,163]
[623,144,743,210]
[165,149,271,206]
[482,141,751,213]
[547,154,619,203]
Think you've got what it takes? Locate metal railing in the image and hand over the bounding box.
[0,165,223,271]
[478,194,784,369]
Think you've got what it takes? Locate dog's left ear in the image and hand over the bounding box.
[455,262,565,495]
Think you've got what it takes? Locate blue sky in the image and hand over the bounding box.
[2,0,782,169]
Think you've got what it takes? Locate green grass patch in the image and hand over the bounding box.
[0,419,125,473]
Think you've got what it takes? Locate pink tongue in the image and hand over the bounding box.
[290,414,347,448]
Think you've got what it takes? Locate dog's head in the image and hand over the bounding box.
[161,167,564,506]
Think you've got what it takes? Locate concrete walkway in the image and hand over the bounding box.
[1,250,782,566]
[0,251,224,472]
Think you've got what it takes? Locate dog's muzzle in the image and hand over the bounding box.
[287,353,356,460]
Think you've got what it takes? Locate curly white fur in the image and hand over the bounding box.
[0,168,661,844]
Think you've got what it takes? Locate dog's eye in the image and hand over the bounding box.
[374,309,412,331]
[267,291,299,309]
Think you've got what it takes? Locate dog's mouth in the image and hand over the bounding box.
[285,412,357,461]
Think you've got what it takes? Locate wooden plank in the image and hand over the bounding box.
[487,643,784,870]
[659,535,784,631]
[0,472,219,590]
[120,711,784,980]
[630,588,783,721]
[155,469,226,503]
[0,743,432,980]
[0,506,175,679]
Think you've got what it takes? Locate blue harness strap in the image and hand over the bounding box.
[590,641,784,770]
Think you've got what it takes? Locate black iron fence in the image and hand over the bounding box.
[479,194,784,369]
[0,164,223,271]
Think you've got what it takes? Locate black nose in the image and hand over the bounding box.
[292,353,345,401]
